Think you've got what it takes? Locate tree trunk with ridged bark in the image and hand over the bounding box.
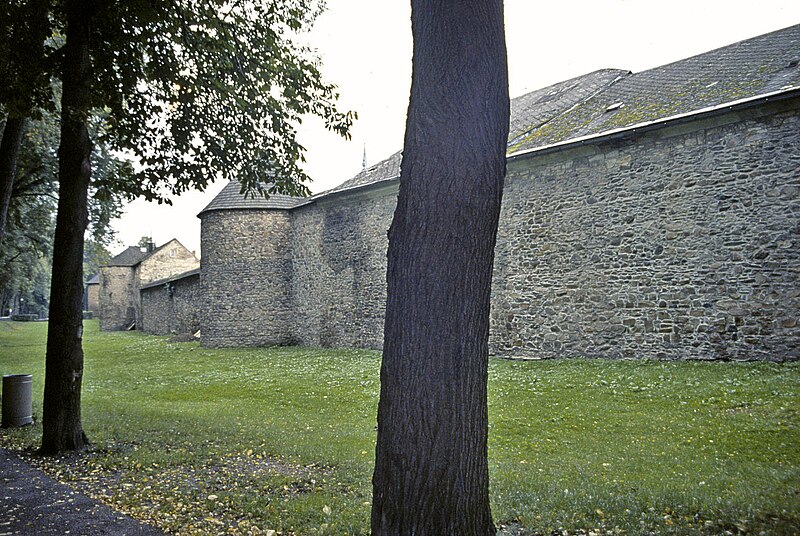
[371,1,509,534]
[41,0,93,455]
[0,115,27,245]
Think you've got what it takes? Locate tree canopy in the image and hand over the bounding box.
[0,0,56,118]
[90,0,355,201]
[2,0,355,212]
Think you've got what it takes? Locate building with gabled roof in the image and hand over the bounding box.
[197,24,800,360]
[99,239,199,331]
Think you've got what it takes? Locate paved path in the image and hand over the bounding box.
[0,448,164,535]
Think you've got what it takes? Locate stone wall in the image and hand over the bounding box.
[99,266,136,331]
[290,184,396,349]
[200,97,799,360]
[490,99,800,360]
[140,273,202,335]
[134,240,199,329]
[200,210,293,347]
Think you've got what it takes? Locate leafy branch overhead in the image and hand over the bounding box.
[0,0,57,119]
[93,0,356,201]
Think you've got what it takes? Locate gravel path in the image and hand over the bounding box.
[0,448,164,535]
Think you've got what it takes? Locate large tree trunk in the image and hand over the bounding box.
[371,1,509,534]
[41,0,93,455]
[0,116,27,245]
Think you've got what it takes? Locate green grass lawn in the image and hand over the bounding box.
[1,320,798,535]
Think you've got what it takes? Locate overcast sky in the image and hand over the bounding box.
[109,1,800,256]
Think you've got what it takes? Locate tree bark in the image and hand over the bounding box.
[0,116,27,245]
[41,0,93,455]
[371,1,509,535]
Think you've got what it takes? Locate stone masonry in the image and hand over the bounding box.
[99,265,137,331]
[199,97,800,360]
[139,270,201,335]
[200,210,293,347]
[290,184,397,349]
[491,100,800,360]
[197,26,800,360]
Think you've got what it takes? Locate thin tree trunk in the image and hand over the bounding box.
[0,116,27,245]
[41,0,93,455]
[371,1,509,534]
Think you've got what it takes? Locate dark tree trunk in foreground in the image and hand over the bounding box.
[41,0,93,455]
[371,1,509,534]
[0,116,27,244]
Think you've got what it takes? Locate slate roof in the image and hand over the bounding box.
[199,24,800,214]
[139,268,201,290]
[199,69,625,212]
[106,246,150,267]
[86,275,100,285]
[313,69,629,196]
[322,150,403,196]
[507,69,630,147]
[198,181,304,215]
[508,23,800,154]
[106,240,194,267]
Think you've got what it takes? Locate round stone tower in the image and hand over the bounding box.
[198,181,300,347]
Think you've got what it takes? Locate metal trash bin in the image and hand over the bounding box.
[2,374,33,427]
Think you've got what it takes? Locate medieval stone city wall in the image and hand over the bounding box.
[290,185,396,349]
[134,241,199,329]
[139,273,202,336]
[199,98,799,360]
[200,209,293,347]
[491,100,800,360]
[98,240,199,332]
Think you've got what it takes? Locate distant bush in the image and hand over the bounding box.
[11,314,38,322]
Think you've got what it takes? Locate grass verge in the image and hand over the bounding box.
[1,320,798,535]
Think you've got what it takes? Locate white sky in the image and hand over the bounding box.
[109,1,800,256]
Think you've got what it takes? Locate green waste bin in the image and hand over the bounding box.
[2,374,33,427]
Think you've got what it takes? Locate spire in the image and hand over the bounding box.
[362,143,367,171]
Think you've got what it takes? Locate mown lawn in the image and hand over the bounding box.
[1,320,798,535]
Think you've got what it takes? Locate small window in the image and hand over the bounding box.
[170,248,177,257]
